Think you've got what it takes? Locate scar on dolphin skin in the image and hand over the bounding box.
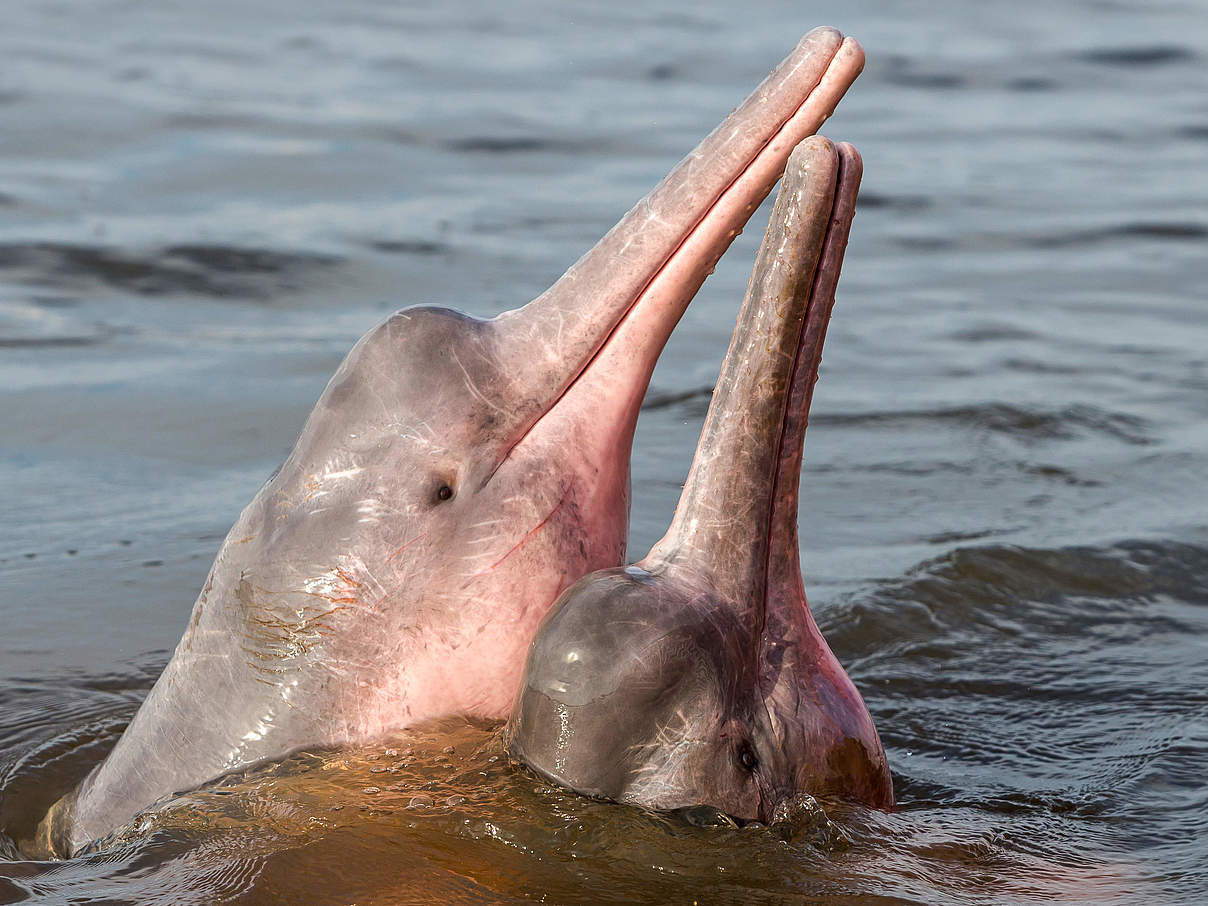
[461,482,577,588]
[384,532,428,565]
[236,570,362,672]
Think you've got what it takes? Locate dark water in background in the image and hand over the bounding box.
[1,0,1205,902]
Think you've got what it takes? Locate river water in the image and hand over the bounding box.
[1,0,1205,903]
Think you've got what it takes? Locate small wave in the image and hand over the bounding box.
[0,333,109,349]
[0,670,152,747]
[948,323,1039,343]
[820,539,1208,687]
[0,689,138,854]
[441,135,589,155]
[1037,221,1208,247]
[640,394,1152,447]
[0,301,114,348]
[117,38,258,65]
[160,244,335,275]
[854,540,1208,625]
[161,111,264,131]
[892,234,955,251]
[1077,45,1197,67]
[640,384,713,412]
[367,238,449,256]
[446,136,551,154]
[893,221,1207,253]
[0,242,341,300]
[1019,463,1101,487]
[882,55,966,90]
[815,402,1152,446]
[1001,357,1079,375]
[924,528,1012,545]
[893,71,966,90]
[830,538,1208,866]
[1005,76,1058,93]
[857,192,932,212]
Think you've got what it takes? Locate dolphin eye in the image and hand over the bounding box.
[739,743,758,773]
[436,484,454,502]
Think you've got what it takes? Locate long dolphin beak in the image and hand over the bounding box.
[646,136,862,616]
[487,28,864,468]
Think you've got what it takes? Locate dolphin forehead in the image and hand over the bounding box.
[507,570,751,805]
[518,568,742,709]
[307,307,505,448]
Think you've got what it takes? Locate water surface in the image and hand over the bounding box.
[1,0,1205,902]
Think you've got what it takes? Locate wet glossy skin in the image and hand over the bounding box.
[37,29,865,856]
[507,137,893,824]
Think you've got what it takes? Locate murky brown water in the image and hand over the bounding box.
[2,0,1206,903]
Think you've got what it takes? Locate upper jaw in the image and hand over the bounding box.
[485,30,865,473]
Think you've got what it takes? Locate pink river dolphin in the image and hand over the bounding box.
[39,28,865,855]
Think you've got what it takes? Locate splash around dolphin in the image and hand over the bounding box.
[36,29,865,856]
[506,136,893,824]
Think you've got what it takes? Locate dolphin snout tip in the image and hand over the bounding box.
[787,135,838,171]
[839,36,866,73]
[835,142,864,180]
[799,26,844,49]
[796,27,865,72]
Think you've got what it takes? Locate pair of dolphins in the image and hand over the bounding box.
[40,27,890,856]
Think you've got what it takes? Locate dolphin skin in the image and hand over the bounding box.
[506,136,893,824]
[39,30,865,855]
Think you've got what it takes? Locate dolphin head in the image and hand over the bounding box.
[506,137,893,824]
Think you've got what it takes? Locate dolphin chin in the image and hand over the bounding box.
[41,30,865,856]
[506,136,893,825]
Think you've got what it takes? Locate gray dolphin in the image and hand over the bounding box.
[506,136,893,823]
[39,30,865,854]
